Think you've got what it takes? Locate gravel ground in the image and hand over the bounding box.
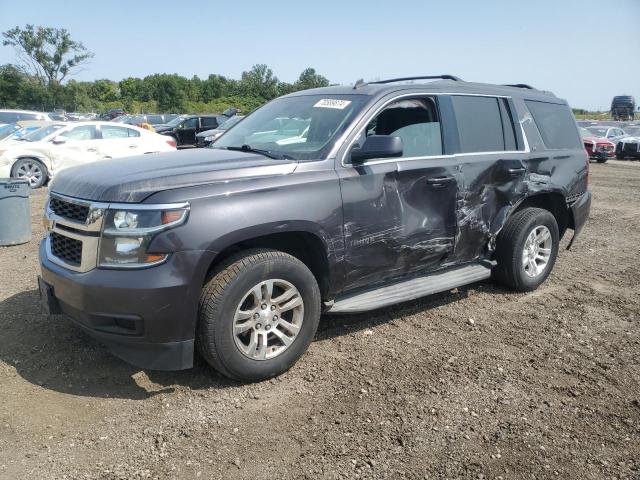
[0,161,639,480]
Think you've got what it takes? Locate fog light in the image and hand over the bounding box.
[114,237,143,254]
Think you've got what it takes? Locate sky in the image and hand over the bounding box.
[0,0,639,110]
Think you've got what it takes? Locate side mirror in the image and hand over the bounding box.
[52,136,67,145]
[350,135,403,163]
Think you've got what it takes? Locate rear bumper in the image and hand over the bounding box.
[39,241,212,370]
[567,191,591,249]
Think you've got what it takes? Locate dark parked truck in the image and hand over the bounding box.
[38,76,591,382]
[611,95,635,121]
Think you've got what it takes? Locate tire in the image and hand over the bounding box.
[197,249,321,382]
[493,207,559,292]
[597,158,608,163]
[11,158,47,189]
[616,154,624,160]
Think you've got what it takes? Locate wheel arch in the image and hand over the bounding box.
[509,192,569,239]
[11,155,51,184]
[203,224,334,300]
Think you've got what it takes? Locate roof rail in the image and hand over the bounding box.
[503,83,536,90]
[370,75,462,84]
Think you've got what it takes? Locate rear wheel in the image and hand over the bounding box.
[11,158,47,188]
[493,207,559,292]
[197,249,321,382]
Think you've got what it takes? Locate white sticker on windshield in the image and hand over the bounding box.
[313,99,352,109]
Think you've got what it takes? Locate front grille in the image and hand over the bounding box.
[50,232,82,266]
[623,143,639,153]
[596,144,613,152]
[50,197,89,223]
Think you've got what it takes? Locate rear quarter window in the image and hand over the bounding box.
[525,100,581,150]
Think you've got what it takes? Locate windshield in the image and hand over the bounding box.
[586,127,609,137]
[21,124,66,142]
[0,123,19,140]
[166,115,188,127]
[579,128,592,138]
[213,95,368,160]
[220,116,243,130]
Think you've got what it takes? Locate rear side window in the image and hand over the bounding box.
[451,96,505,153]
[201,117,218,128]
[525,100,581,149]
[101,125,130,139]
[147,115,163,124]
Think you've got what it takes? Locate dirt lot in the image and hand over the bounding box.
[0,161,639,480]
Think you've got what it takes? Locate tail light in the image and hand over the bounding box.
[585,151,590,189]
[166,139,177,148]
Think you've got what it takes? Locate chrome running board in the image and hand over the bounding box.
[329,263,492,314]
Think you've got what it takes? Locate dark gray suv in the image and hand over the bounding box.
[38,75,591,382]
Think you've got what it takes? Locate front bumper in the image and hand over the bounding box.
[587,147,614,159]
[0,161,13,178]
[39,241,211,370]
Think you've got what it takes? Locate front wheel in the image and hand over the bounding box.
[12,158,47,188]
[493,207,559,292]
[197,249,321,382]
[597,158,608,163]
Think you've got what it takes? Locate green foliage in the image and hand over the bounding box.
[0,61,332,114]
[2,24,94,86]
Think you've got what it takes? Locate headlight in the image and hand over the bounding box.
[204,136,214,142]
[98,204,189,268]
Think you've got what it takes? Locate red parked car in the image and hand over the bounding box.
[579,127,615,163]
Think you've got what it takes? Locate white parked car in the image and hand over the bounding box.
[0,109,51,126]
[0,121,177,188]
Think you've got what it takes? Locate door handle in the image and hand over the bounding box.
[507,167,526,177]
[87,148,97,152]
[129,145,138,149]
[426,176,455,187]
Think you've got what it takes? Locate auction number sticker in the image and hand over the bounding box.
[313,99,352,109]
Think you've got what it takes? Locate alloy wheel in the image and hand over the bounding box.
[233,279,304,360]
[15,161,44,188]
[522,225,552,278]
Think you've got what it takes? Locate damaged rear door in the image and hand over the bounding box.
[443,94,529,264]
[338,95,459,291]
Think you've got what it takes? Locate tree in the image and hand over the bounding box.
[2,24,93,86]
[239,64,279,101]
[295,68,329,90]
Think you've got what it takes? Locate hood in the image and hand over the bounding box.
[152,124,174,133]
[582,136,614,145]
[49,148,297,203]
[621,136,640,143]
[196,128,222,138]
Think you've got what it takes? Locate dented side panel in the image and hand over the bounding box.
[339,157,458,291]
[450,154,530,264]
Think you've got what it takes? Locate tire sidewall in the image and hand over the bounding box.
[203,255,320,381]
[513,211,559,290]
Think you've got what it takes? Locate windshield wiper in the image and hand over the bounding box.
[225,144,294,160]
